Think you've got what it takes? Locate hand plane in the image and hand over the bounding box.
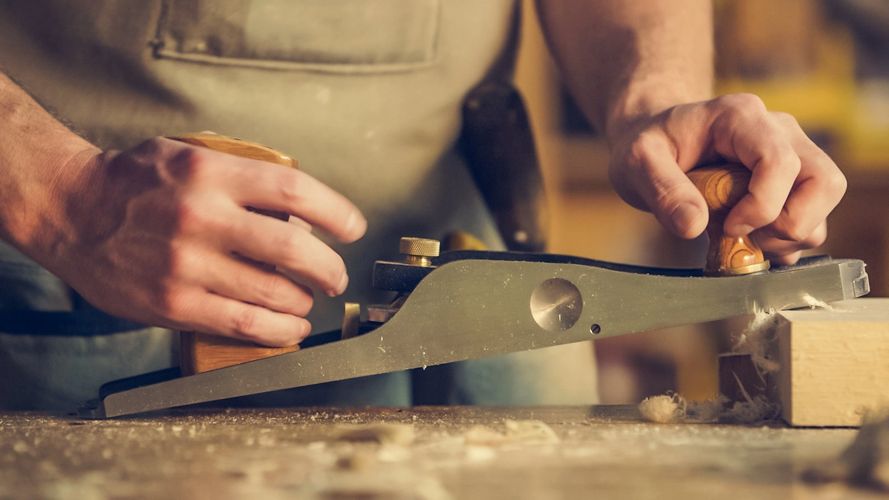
[79,135,869,418]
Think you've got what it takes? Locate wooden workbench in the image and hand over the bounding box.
[0,407,879,499]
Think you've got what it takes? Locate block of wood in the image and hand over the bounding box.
[774,298,889,427]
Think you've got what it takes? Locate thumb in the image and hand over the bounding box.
[627,142,709,239]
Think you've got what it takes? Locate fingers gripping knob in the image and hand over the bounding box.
[687,165,770,276]
[399,237,440,267]
[167,132,300,375]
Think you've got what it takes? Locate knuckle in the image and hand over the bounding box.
[278,171,304,205]
[174,199,215,234]
[774,221,809,243]
[808,229,827,247]
[132,136,167,157]
[764,207,784,225]
[154,286,189,322]
[749,195,783,224]
[253,273,282,304]
[772,111,798,127]
[230,308,260,340]
[169,147,210,182]
[277,230,305,267]
[166,245,190,278]
[825,170,848,198]
[627,132,660,166]
[720,93,766,113]
[758,143,800,173]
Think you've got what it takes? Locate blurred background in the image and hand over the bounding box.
[515,0,889,404]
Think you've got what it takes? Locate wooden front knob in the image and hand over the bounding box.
[168,133,299,375]
[687,164,770,276]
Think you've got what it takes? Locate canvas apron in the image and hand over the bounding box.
[0,0,598,409]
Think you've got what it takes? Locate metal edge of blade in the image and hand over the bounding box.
[837,258,870,298]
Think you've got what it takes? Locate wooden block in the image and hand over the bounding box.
[180,332,297,375]
[773,298,889,427]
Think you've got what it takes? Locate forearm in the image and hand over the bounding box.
[536,0,713,141]
[0,72,98,255]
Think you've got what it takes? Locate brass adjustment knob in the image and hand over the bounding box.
[341,302,361,340]
[399,237,440,267]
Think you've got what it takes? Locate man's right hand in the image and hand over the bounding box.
[37,137,366,347]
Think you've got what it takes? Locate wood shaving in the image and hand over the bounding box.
[734,296,836,376]
[721,369,780,424]
[639,392,777,425]
[638,394,687,424]
[733,309,781,374]
[722,396,779,424]
[686,398,728,423]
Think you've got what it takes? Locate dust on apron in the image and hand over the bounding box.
[0,0,598,409]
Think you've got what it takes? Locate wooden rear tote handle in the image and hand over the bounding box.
[687,164,771,276]
[168,133,300,375]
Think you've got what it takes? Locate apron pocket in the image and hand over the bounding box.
[153,0,440,73]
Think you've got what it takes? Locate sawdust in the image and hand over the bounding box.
[638,392,777,425]
[733,308,781,374]
[463,419,560,445]
[802,410,889,492]
[686,398,725,423]
[332,423,415,446]
[0,408,867,498]
[721,368,779,424]
[721,396,779,424]
[638,394,686,424]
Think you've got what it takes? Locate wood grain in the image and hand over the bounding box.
[773,298,889,427]
[688,164,768,275]
[170,133,297,169]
